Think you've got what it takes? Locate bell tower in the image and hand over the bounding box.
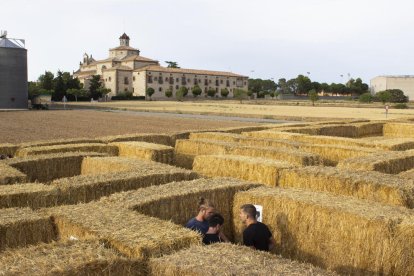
[119,33,130,46]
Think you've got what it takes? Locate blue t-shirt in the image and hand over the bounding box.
[185,218,209,235]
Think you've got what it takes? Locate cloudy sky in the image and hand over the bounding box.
[3,0,414,83]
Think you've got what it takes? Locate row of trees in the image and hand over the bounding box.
[146,85,236,101]
[249,75,370,98]
[29,72,110,101]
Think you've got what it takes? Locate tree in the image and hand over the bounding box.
[192,85,202,97]
[178,87,188,97]
[375,90,391,104]
[277,78,292,94]
[53,70,66,101]
[308,89,319,106]
[66,88,88,102]
[220,88,229,98]
[165,61,180,68]
[234,89,248,103]
[98,88,111,100]
[89,75,103,100]
[248,78,277,96]
[38,71,54,91]
[207,88,217,98]
[347,78,369,95]
[295,75,312,95]
[146,87,155,100]
[359,93,374,103]
[165,89,173,98]
[28,82,41,99]
[287,78,298,94]
[388,89,409,103]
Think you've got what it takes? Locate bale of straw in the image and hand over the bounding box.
[98,133,173,146]
[0,240,146,275]
[213,125,275,134]
[338,150,414,174]
[18,138,100,149]
[5,152,106,183]
[52,160,198,205]
[189,132,245,143]
[0,183,59,209]
[100,178,260,240]
[110,142,174,164]
[233,186,414,275]
[279,166,414,208]
[174,153,196,169]
[359,137,414,151]
[0,163,27,184]
[383,122,414,138]
[398,168,414,179]
[193,155,292,187]
[15,143,118,157]
[149,243,337,276]
[0,208,55,251]
[0,143,18,157]
[175,139,325,166]
[45,203,201,259]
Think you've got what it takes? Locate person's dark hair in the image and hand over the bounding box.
[240,204,257,219]
[208,213,224,227]
[198,197,214,211]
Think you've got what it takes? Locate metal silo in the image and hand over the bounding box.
[0,31,28,109]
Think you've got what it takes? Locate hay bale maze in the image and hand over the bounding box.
[2,121,414,275]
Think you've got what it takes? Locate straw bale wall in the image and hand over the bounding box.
[46,203,201,259]
[384,122,414,138]
[189,132,245,143]
[149,243,337,276]
[193,155,292,187]
[0,240,146,275]
[100,178,259,240]
[174,153,196,169]
[279,166,414,208]
[233,186,414,275]
[18,138,100,149]
[5,152,105,183]
[338,150,414,174]
[0,208,55,251]
[111,141,174,164]
[0,163,27,184]
[0,183,58,209]
[398,168,414,179]
[98,133,173,146]
[15,143,118,157]
[0,143,18,157]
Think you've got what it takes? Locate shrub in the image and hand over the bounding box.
[394,103,409,109]
[359,93,374,103]
[233,89,248,103]
[375,90,391,104]
[178,87,188,98]
[165,89,173,98]
[192,85,202,97]
[207,89,217,98]
[308,89,319,106]
[220,88,229,98]
[388,89,409,103]
[146,87,155,100]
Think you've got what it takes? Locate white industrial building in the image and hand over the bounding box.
[370,75,414,100]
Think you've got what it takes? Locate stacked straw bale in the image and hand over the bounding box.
[0,183,58,209]
[279,166,414,208]
[0,208,55,251]
[0,143,18,157]
[383,122,414,138]
[53,161,198,204]
[212,125,276,134]
[111,141,174,164]
[15,143,118,157]
[359,137,414,151]
[149,243,337,276]
[5,152,106,183]
[18,138,100,149]
[338,150,414,174]
[100,178,260,240]
[175,139,325,168]
[0,240,145,275]
[398,168,414,179]
[233,186,414,275]
[45,203,201,259]
[0,163,27,184]
[193,155,292,187]
[98,133,173,146]
[189,132,245,143]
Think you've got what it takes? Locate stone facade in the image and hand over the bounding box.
[74,33,248,99]
[371,75,414,100]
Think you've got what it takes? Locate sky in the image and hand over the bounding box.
[3,0,414,83]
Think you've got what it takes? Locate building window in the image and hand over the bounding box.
[124,77,129,85]
[176,78,179,82]
[187,79,191,83]
[109,77,111,82]
[233,81,236,85]
[169,77,174,84]
[133,76,136,81]
[209,80,211,84]
[194,79,198,85]
[204,79,208,86]
[176,85,179,89]
[154,77,158,81]
[226,80,230,87]
[215,80,219,86]
[132,88,134,92]
[165,77,168,81]
[220,80,223,84]
[158,77,163,84]
[181,76,187,85]
[244,82,247,85]
[159,87,163,92]
[148,76,153,83]
[124,88,128,91]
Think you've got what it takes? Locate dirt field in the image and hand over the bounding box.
[64,101,414,121]
[0,110,258,144]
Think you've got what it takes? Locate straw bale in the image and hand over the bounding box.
[279,166,414,207]
[358,137,414,151]
[213,125,275,134]
[149,243,337,276]
[15,143,118,157]
[0,208,55,251]
[174,153,196,169]
[0,143,18,157]
[0,240,145,275]
[193,155,293,187]
[110,141,174,164]
[98,133,173,146]
[398,168,414,179]
[189,132,245,143]
[52,160,198,204]
[46,203,201,259]
[384,122,414,138]
[100,178,260,240]
[5,152,106,183]
[18,138,100,149]
[175,139,325,166]
[0,162,27,184]
[233,186,414,275]
[338,150,414,174]
[0,183,58,209]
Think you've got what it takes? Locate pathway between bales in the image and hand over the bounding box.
[0,109,282,144]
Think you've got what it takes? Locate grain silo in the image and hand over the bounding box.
[0,31,28,109]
